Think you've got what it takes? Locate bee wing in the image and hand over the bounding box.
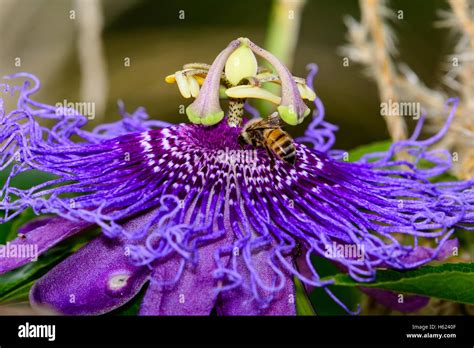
[267,111,283,128]
[244,112,283,131]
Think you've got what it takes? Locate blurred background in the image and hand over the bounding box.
[0,0,452,150]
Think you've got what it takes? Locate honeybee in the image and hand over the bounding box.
[238,112,296,167]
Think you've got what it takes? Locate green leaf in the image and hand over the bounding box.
[0,168,55,190]
[0,220,15,245]
[0,279,36,302]
[0,169,56,244]
[307,256,361,315]
[323,263,474,305]
[6,208,37,242]
[0,247,70,299]
[428,170,458,183]
[295,276,315,316]
[348,140,392,163]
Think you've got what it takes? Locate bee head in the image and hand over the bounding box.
[238,134,249,148]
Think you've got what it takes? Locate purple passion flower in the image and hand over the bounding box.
[0,38,473,316]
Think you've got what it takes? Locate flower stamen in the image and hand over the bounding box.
[166,38,316,128]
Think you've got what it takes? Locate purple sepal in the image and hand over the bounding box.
[216,252,296,316]
[30,235,150,315]
[360,287,430,313]
[0,217,91,275]
[139,230,234,315]
[399,238,459,265]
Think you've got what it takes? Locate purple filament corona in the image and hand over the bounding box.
[0,67,473,315]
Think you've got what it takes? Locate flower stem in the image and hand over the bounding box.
[257,0,306,116]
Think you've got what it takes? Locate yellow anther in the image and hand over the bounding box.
[296,83,316,101]
[194,76,205,85]
[175,71,191,98]
[188,76,200,97]
[302,84,316,101]
[165,74,176,83]
[297,84,307,100]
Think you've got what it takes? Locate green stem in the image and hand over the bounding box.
[257,0,306,115]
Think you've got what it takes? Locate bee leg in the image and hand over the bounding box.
[238,134,246,149]
[264,144,276,169]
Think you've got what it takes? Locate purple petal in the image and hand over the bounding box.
[30,234,150,315]
[0,217,91,275]
[139,232,234,316]
[28,209,164,315]
[217,252,296,316]
[398,238,459,266]
[361,239,458,313]
[294,246,316,294]
[360,288,429,313]
[18,217,58,234]
[435,238,459,260]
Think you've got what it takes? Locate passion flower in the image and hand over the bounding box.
[0,39,472,316]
